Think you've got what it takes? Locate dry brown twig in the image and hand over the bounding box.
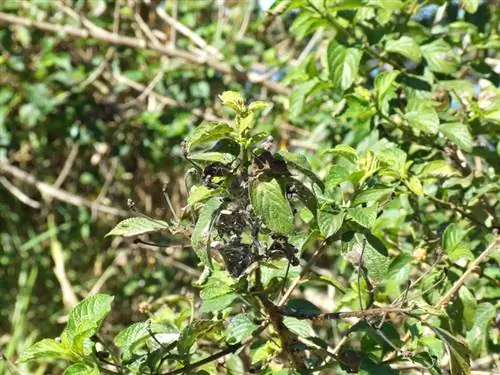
[0,10,290,95]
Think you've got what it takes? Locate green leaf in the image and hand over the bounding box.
[459,0,479,13]
[65,294,114,354]
[248,101,269,111]
[458,287,477,330]
[407,176,424,196]
[226,314,258,344]
[325,165,351,190]
[191,197,224,266]
[201,293,238,313]
[283,317,315,337]
[421,40,458,74]
[374,70,399,115]
[327,40,362,91]
[276,150,324,189]
[442,223,474,262]
[187,185,224,206]
[19,339,76,362]
[106,217,169,237]
[188,152,235,163]
[178,320,217,357]
[289,80,317,119]
[317,210,345,238]
[226,354,245,375]
[376,147,407,179]
[466,303,496,356]
[440,122,473,152]
[63,362,99,375]
[432,326,471,375]
[368,0,404,10]
[323,144,358,164]
[250,179,294,235]
[420,160,457,178]
[359,358,398,375]
[405,106,439,134]
[219,91,245,112]
[185,121,234,151]
[347,203,378,229]
[352,188,393,206]
[386,36,421,62]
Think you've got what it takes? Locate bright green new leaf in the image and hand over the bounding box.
[65,294,114,354]
[248,101,269,111]
[440,122,474,152]
[191,197,224,266]
[386,36,422,62]
[63,362,99,375]
[226,314,258,344]
[19,339,77,362]
[460,0,480,13]
[368,0,404,10]
[188,185,224,206]
[250,179,294,235]
[219,91,245,112]
[407,176,424,196]
[327,40,363,91]
[106,217,169,237]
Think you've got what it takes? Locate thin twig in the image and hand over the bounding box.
[53,143,79,188]
[92,157,119,219]
[0,162,128,217]
[0,11,290,95]
[162,325,267,375]
[0,176,41,209]
[437,237,499,307]
[155,4,222,59]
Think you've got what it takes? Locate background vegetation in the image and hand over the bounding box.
[0,0,498,374]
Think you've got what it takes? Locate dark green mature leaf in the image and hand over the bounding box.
[344,233,390,283]
[106,217,169,237]
[63,362,99,375]
[421,40,457,74]
[250,179,294,235]
[327,40,362,91]
[348,203,378,229]
[359,358,398,374]
[289,80,317,119]
[317,209,345,238]
[185,121,234,151]
[432,326,471,375]
[191,197,224,266]
[440,122,473,152]
[178,320,217,357]
[276,150,324,189]
[64,294,114,355]
[19,339,76,362]
[458,287,477,330]
[442,223,474,261]
[386,36,421,62]
[226,314,258,344]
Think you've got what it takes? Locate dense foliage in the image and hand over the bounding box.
[1,0,499,374]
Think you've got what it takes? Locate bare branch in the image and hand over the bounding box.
[0,162,128,217]
[437,237,499,307]
[53,143,79,188]
[0,11,290,95]
[0,176,41,209]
